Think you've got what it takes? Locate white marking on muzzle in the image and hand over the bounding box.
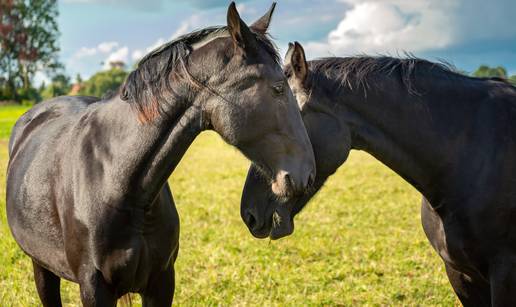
[272,211,282,228]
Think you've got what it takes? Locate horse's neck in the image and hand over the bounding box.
[137,105,202,201]
[93,97,202,205]
[339,80,464,201]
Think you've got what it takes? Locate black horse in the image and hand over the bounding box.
[241,42,516,306]
[6,4,316,306]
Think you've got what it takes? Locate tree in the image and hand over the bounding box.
[510,75,516,85]
[79,68,128,98]
[0,0,61,101]
[75,73,83,85]
[473,65,508,78]
[40,73,71,100]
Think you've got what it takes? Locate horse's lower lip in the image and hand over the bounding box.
[268,204,295,240]
[269,222,294,240]
[269,227,292,240]
[253,232,270,239]
[250,227,270,239]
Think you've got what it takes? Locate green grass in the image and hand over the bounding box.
[0,104,29,139]
[0,106,458,305]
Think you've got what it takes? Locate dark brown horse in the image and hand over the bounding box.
[241,42,516,306]
[6,4,315,306]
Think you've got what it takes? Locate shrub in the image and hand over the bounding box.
[79,68,127,98]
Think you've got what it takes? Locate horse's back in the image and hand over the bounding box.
[8,96,100,156]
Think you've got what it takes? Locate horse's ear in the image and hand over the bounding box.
[288,41,308,82]
[284,42,295,66]
[227,2,255,50]
[250,2,276,34]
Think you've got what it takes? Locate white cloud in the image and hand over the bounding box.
[304,0,516,58]
[305,0,458,57]
[97,41,119,53]
[74,47,98,58]
[69,41,130,74]
[131,37,166,62]
[171,13,205,39]
[236,3,247,14]
[171,22,191,40]
[131,50,144,61]
[72,41,122,60]
[132,13,204,63]
[148,38,167,51]
[103,46,129,69]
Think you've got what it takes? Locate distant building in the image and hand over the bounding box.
[69,83,83,96]
[109,61,126,70]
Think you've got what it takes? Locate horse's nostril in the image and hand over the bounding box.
[246,211,257,230]
[308,172,315,188]
[284,173,294,191]
[284,173,290,183]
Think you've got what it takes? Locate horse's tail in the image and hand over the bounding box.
[119,293,132,306]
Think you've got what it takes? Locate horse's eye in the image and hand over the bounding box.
[272,83,284,95]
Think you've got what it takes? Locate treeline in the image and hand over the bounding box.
[0,67,128,105]
[473,65,516,83]
[1,65,128,105]
[3,62,515,105]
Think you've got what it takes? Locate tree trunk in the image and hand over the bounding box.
[20,63,29,90]
[7,78,18,102]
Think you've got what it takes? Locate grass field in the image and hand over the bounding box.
[0,105,458,306]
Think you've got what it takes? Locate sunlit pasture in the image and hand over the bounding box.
[0,106,457,305]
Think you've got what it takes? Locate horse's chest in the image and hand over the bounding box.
[90,205,179,293]
[421,199,485,276]
[142,215,179,267]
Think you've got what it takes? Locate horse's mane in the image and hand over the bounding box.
[120,26,279,122]
[303,55,514,96]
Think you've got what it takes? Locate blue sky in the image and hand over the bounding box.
[55,0,516,82]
